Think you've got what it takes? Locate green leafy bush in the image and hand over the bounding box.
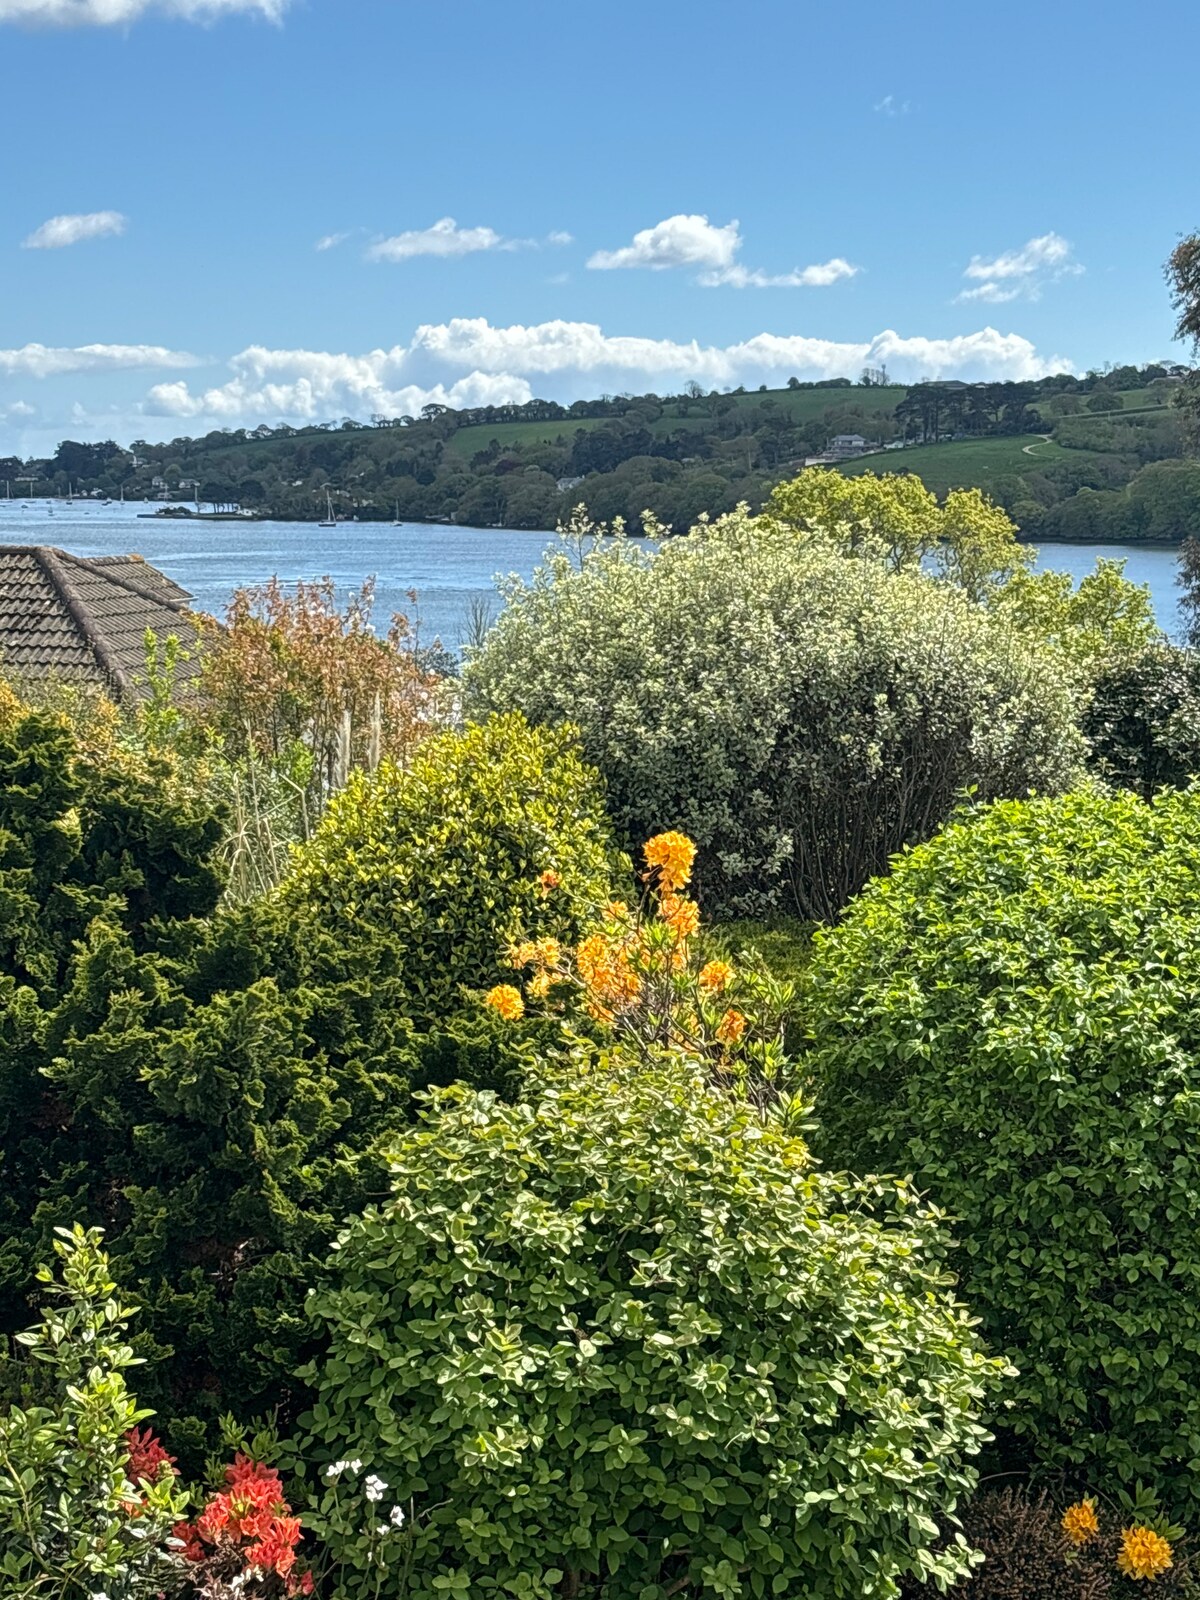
[0,710,613,1455]
[1082,641,1200,797]
[0,1225,189,1599]
[299,1051,1006,1600]
[464,515,1083,919]
[804,788,1200,1512]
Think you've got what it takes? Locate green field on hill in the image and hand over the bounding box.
[839,435,1110,496]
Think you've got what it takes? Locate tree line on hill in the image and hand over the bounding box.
[0,360,1194,540]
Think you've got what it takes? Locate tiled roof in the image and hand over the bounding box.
[0,545,200,703]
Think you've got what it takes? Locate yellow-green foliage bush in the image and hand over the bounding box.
[276,711,618,1023]
[299,1050,1006,1600]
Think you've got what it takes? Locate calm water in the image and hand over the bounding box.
[0,501,1186,646]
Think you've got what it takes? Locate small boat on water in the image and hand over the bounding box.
[392,500,402,526]
[318,489,338,528]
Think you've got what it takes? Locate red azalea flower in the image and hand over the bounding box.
[124,1427,177,1485]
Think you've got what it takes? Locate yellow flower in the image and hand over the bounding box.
[509,941,538,969]
[538,870,561,891]
[698,959,734,994]
[716,1008,746,1046]
[576,933,640,1007]
[643,831,697,892]
[1117,1526,1173,1582]
[660,893,700,940]
[604,900,630,922]
[1061,1500,1100,1547]
[534,937,562,967]
[484,984,525,1021]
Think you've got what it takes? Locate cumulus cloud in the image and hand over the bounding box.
[588,214,741,273]
[140,319,1070,431]
[145,345,533,421]
[957,231,1083,303]
[22,210,126,249]
[366,217,524,263]
[0,342,199,377]
[588,213,858,289]
[0,0,284,21]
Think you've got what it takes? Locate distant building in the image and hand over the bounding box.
[151,475,167,490]
[0,546,200,705]
[827,434,870,459]
[556,475,586,493]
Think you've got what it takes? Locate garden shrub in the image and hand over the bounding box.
[0,709,613,1456]
[299,1050,1006,1600]
[276,710,618,1023]
[463,514,1083,919]
[804,787,1200,1514]
[0,1225,189,1600]
[1081,640,1200,797]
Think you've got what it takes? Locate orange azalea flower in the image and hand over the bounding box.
[484,984,525,1021]
[1061,1500,1100,1546]
[577,933,641,1006]
[538,870,561,891]
[643,831,697,892]
[698,959,734,994]
[509,940,538,968]
[716,1008,746,1046]
[604,900,630,921]
[660,893,701,940]
[534,937,562,966]
[1117,1526,1173,1581]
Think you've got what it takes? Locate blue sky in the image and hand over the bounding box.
[1,0,1195,455]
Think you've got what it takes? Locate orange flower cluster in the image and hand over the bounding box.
[576,932,642,1017]
[716,1008,747,1046]
[1118,1525,1174,1582]
[660,893,700,941]
[484,983,525,1021]
[538,869,562,892]
[643,831,696,892]
[1061,1499,1099,1547]
[175,1455,313,1595]
[698,960,733,994]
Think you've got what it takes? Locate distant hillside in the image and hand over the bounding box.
[4,364,1194,543]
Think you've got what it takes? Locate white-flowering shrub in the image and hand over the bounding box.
[464,512,1085,919]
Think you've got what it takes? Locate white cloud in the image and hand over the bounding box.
[145,345,533,421]
[589,213,857,289]
[0,0,286,23]
[141,319,1070,431]
[546,230,574,247]
[957,282,1022,305]
[315,231,351,253]
[0,342,199,377]
[957,231,1083,303]
[22,210,126,249]
[874,94,911,116]
[701,258,859,289]
[588,214,741,272]
[366,217,522,264]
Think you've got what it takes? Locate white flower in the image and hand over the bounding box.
[324,1460,346,1481]
[349,1457,363,1472]
[365,1473,388,1501]
[389,1504,406,1528]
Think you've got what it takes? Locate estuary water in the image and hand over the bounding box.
[0,500,1185,647]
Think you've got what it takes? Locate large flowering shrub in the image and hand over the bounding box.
[299,1051,1007,1600]
[805,787,1200,1514]
[464,513,1083,918]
